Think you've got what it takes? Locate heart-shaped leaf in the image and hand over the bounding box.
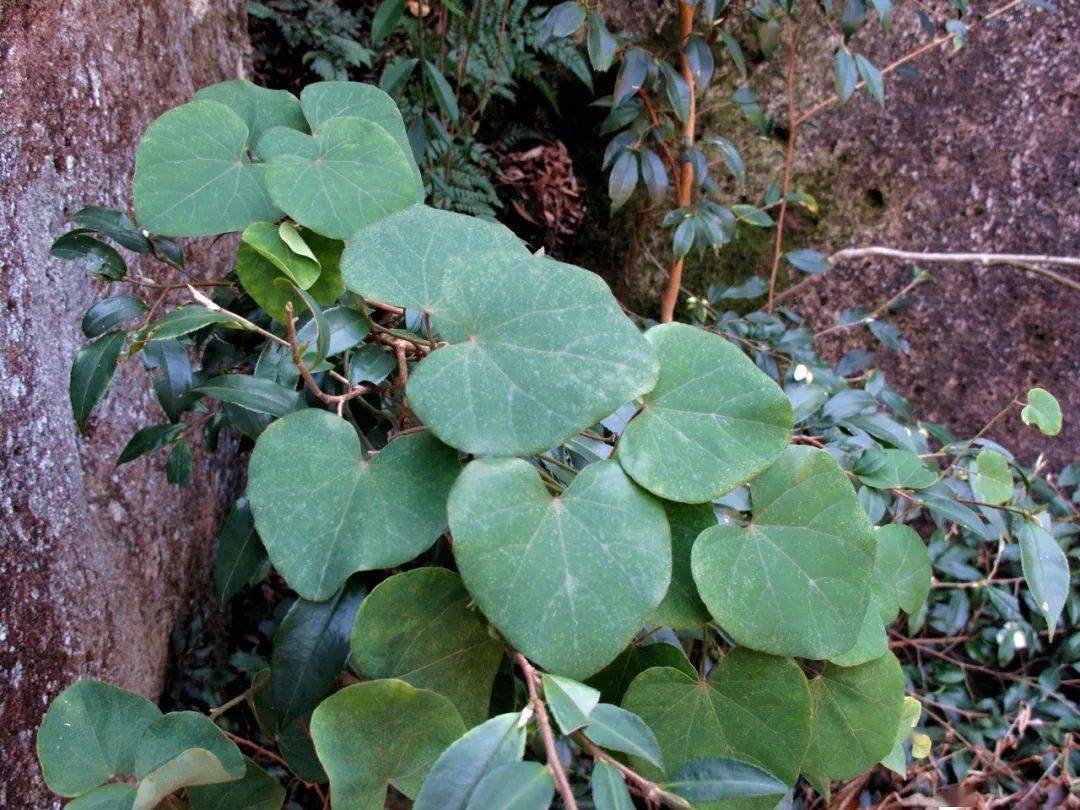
[801,653,905,780]
[650,502,715,628]
[621,649,812,807]
[195,79,307,147]
[414,713,526,810]
[617,323,792,503]
[342,204,527,312]
[588,640,695,705]
[134,100,278,237]
[410,252,659,456]
[301,82,411,155]
[972,449,1013,504]
[692,446,876,659]
[351,567,504,725]
[133,711,246,809]
[237,228,344,323]
[247,409,460,601]
[310,680,465,807]
[264,116,421,239]
[1021,387,1061,436]
[448,458,671,679]
[827,602,888,667]
[871,524,931,621]
[37,680,162,797]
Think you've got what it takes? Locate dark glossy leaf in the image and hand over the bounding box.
[684,36,714,89]
[709,136,745,183]
[194,375,304,417]
[83,296,148,338]
[143,338,192,422]
[835,48,858,104]
[464,762,554,810]
[664,757,787,802]
[583,704,664,769]
[609,150,639,211]
[639,149,669,204]
[150,306,244,340]
[380,57,419,95]
[165,439,193,486]
[613,49,651,106]
[855,54,885,105]
[70,332,127,431]
[272,578,365,723]
[187,757,284,810]
[718,31,747,81]
[545,2,587,38]
[658,61,691,121]
[117,424,187,465]
[372,0,406,43]
[214,498,268,602]
[51,232,127,280]
[72,206,152,252]
[785,248,832,273]
[424,61,460,123]
[587,12,617,71]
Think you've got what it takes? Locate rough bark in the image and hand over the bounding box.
[0,1,248,805]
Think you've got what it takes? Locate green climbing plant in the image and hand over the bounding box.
[43,75,1070,809]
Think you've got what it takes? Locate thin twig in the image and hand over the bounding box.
[513,652,578,810]
[284,302,372,407]
[579,736,691,809]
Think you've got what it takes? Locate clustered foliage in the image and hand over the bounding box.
[40,1,1074,808]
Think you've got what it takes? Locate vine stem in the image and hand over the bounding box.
[577,736,691,809]
[659,0,698,324]
[512,652,578,810]
[284,302,373,407]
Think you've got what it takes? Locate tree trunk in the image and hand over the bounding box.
[0,1,249,804]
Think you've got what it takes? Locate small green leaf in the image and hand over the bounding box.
[731,204,773,227]
[613,49,651,106]
[855,54,885,106]
[133,712,245,809]
[785,248,832,274]
[639,149,670,204]
[464,762,554,810]
[37,680,162,797]
[51,232,127,280]
[584,703,664,770]
[542,674,601,736]
[372,0,406,43]
[71,206,152,252]
[83,296,148,338]
[242,221,322,290]
[972,449,1013,504]
[150,306,244,340]
[855,448,938,490]
[310,680,466,807]
[590,761,634,810]
[587,12,617,72]
[414,713,527,810]
[834,48,858,104]
[247,409,460,600]
[663,757,788,803]
[718,30,747,81]
[117,424,188,465]
[133,100,279,237]
[187,757,285,810]
[709,136,745,183]
[272,579,365,723]
[237,228,345,324]
[1017,514,1069,637]
[379,58,419,96]
[349,344,396,385]
[214,498,267,602]
[70,332,127,432]
[165,439,193,486]
[424,61,461,124]
[194,375,305,417]
[801,654,905,780]
[609,149,639,211]
[351,567,504,725]
[545,2,587,38]
[1021,388,1061,436]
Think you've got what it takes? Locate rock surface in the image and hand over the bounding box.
[0,1,248,804]
[599,0,1077,464]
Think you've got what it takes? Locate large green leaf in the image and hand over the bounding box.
[37,680,161,797]
[621,649,812,809]
[272,579,365,723]
[409,252,659,456]
[350,567,504,725]
[310,680,465,808]
[133,711,245,809]
[299,81,421,185]
[237,228,345,323]
[70,331,127,432]
[650,501,715,628]
[195,79,307,147]
[691,446,876,659]
[1017,513,1070,636]
[263,116,421,239]
[413,712,526,810]
[187,757,285,810]
[247,409,460,600]
[618,323,792,503]
[465,762,554,810]
[448,458,671,679]
[871,524,931,621]
[801,653,905,780]
[341,204,527,312]
[133,100,278,236]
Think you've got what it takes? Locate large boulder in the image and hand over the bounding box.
[0,1,248,804]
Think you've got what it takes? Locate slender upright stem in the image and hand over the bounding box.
[513,652,579,810]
